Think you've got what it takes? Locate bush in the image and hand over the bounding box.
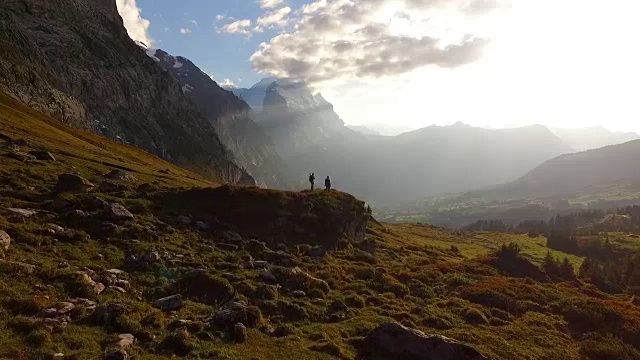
[463,307,489,325]
[174,271,235,306]
[579,333,640,360]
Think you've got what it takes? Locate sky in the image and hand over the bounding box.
[116,0,640,133]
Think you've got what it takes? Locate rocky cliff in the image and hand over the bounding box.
[148,48,288,187]
[0,0,252,184]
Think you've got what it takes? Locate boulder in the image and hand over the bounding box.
[8,208,38,218]
[106,203,134,221]
[153,294,184,312]
[0,230,10,251]
[89,196,109,210]
[30,150,56,161]
[105,350,128,360]
[261,269,277,283]
[358,322,491,360]
[7,150,36,161]
[115,333,135,349]
[105,169,135,181]
[98,181,130,193]
[94,303,126,324]
[214,301,262,327]
[47,223,65,234]
[0,259,36,274]
[56,174,94,193]
[233,323,247,343]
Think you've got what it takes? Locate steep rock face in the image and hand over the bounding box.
[0,0,252,184]
[149,49,287,187]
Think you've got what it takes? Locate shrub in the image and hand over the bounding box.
[579,333,640,360]
[463,307,489,325]
[173,271,235,306]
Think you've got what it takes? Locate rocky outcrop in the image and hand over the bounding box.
[0,0,252,185]
[55,174,94,193]
[358,322,491,360]
[150,49,288,188]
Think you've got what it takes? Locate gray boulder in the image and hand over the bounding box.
[153,294,184,312]
[358,322,492,360]
[0,230,10,251]
[7,151,36,161]
[106,203,134,221]
[56,174,94,193]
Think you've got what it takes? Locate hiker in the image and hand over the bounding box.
[325,176,331,191]
[309,173,315,190]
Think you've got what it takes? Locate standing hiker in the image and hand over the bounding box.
[325,176,331,191]
[309,173,315,190]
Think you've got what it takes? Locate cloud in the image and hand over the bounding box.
[116,0,153,46]
[216,15,225,21]
[190,20,198,26]
[220,78,237,88]
[220,19,253,35]
[260,0,285,9]
[180,28,192,34]
[257,6,291,27]
[250,0,505,84]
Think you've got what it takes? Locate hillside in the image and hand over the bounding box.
[0,0,252,184]
[148,49,288,188]
[3,93,640,360]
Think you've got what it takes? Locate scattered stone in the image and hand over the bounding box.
[115,333,135,349]
[68,298,97,307]
[176,215,191,225]
[195,221,209,231]
[253,260,268,268]
[94,283,106,295]
[106,203,134,221]
[261,269,277,283]
[42,317,68,332]
[0,259,36,274]
[247,239,268,252]
[105,169,135,182]
[89,196,109,209]
[233,323,247,343]
[105,349,128,360]
[52,353,65,359]
[99,181,130,193]
[8,208,38,218]
[106,269,125,276]
[55,302,76,315]
[52,198,72,212]
[47,224,65,234]
[359,322,492,360]
[153,294,184,312]
[108,286,127,294]
[93,254,105,261]
[55,174,94,193]
[306,246,327,258]
[0,141,20,151]
[30,150,56,161]
[72,210,87,217]
[0,230,10,251]
[7,150,36,161]
[94,303,126,323]
[222,230,243,244]
[144,251,161,263]
[292,290,307,298]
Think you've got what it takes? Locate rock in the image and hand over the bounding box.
[47,224,65,234]
[0,230,10,251]
[153,294,184,312]
[99,181,130,193]
[253,260,268,268]
[72,210,87,217]
[94,282,106,295]
[115,280,130,289]
[89,196,109,209]
[106,203,134,221]
[105,349,128,360]
[222,230,243,244]
[359,322,492,360]
[8,208,38,218]
[176,215,192,225]
[233,323,247,343]
[105,169,135,182]
[94,303,126,323]
[247,239,268,252]
[214,301,261,327]
[145,251,161,263]
[115,333,135,349]
[261,269,277,283]
[52,198,72,212]
[0,259,36,274]
[93,254,105,261]
[30,150,56,161]
[52,353,65,359]
[42,318,68,332]
[306,246,327,258]
[195,221,209,230]
[292,290,307,298]
[55,302,76,315]
[217,243,239,251]
[55,174,94,193]
[68,298,97,307]
[7,150,36,161]
[108,286,127,294]
[105,269,125,276]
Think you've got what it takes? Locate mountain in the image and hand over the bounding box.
[550,126,640,152]
[0,0,252,184]
[242,79,572,202]
[507,139,640,198]
[230,77,277,112]
[347,125,382,136]
[355,123,415,136]
[146,48,288,187]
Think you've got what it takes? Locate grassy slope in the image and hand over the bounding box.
[2,94,640,360]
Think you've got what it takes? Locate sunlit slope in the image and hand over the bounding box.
[0,91,217,189]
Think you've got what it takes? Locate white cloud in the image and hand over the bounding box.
[260,0,284,9]
[220,19,253,36]
[220,78,236,88]
[116,0,153,46]
[257,6,291,27]
[180,28,192,34]
[216,15,225,21]
[190,20,198,26]
[250,0,502,84]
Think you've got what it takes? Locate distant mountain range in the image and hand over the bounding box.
[549,126,639,152]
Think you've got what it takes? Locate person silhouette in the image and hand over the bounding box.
[325,176,331,191]
[309,173,315,190]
